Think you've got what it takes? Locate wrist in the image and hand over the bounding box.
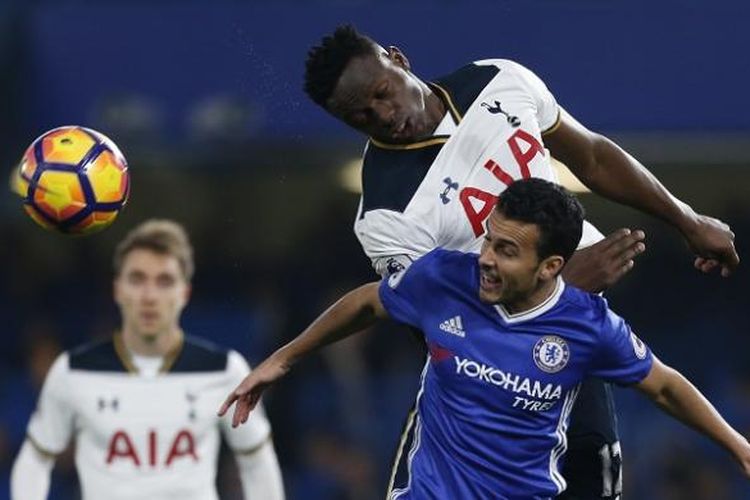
[673,203,699,235]
[273,345,298,370]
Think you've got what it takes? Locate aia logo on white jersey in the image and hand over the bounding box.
[106,428,198,468]
[533,335,570,373]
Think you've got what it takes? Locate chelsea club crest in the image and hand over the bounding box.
[533,335,570,373]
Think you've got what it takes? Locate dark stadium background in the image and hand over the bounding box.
[1,1,749,498]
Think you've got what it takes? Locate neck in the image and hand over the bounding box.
[503,277,559,315]
[121,326,181,357]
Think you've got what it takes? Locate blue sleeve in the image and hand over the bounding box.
[588,305,653,386]
[378,250,439,329]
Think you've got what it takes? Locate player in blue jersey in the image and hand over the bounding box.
[299,25,739,499]
[221,178,749,498]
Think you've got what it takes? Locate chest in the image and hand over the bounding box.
[420,305,592,415]
[407,101,556,250]
[69,372,226,462]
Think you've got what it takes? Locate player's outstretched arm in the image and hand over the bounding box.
[635,357,750,476]
[11,439,55,500]
[563,228,646,292]
[218,282,388,427]
[545,108,739,277]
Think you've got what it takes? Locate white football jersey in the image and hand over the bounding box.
[354,59,603,276]
[26,334,271,500]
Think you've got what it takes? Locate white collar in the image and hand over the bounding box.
[494,277,565,324]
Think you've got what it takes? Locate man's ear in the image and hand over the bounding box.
[538,255,565,281]
[387,45,411,71]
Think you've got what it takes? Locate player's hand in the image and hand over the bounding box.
[218,353,290,428]
[681,213,739,278]
[562,228,646,293]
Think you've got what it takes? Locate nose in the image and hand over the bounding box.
[140,282,159,302]
[478,242,493,268]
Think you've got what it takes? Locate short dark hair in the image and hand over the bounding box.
[113,219,194,281]
[304,25,378,108]
[496,178,584,263]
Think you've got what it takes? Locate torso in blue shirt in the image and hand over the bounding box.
[379,249,653,499]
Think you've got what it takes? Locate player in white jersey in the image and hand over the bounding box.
[11,220,285,500]
[220,178,749,498]
[297,25,739,499]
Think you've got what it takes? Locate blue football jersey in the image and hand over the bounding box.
[379,249,653,499]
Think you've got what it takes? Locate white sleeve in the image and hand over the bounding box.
[354,206,437,276]
[11,440,55,500]
[371,254,416,278]
[26,353,75,454]
[235,440,285,500]
[220,351,272,451]
[505,60,560,133]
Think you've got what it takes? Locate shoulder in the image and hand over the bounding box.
[431,61,502,116]
[558,284,610,321]
[170,336,231,373]
[69,338,125,372]
[43,351,71,382]
[409,248,475,280]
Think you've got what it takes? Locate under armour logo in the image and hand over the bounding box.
[97,397,119,412]
[481,101,520,127]
[440,177,459,204]
[186,391,198,422]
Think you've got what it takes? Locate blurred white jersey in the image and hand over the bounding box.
[25,334,271,500]
[354,59,603,276]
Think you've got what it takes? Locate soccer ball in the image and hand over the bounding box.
[11,126,130,235]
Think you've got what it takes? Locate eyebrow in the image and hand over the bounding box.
[485,221,519,248]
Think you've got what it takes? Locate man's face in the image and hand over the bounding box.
[478,211,548,305]
[326,48,433,144]
[113,248,190,340]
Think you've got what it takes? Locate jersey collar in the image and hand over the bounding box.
[113,330,185,374]
[494,277,565,324]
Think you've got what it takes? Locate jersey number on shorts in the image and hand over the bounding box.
[460,129,545,237]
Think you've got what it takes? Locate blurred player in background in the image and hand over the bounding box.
[300,25,739,499]
[220,178,749,498]
[11,219,285,500]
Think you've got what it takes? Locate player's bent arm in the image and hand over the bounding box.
[545,109,738,276]
[219,282,387,426]
[11,439,55,500]
[545,108,697,229]
[279,281,387,365]
[635,357,750,475]
[234,439,285,500]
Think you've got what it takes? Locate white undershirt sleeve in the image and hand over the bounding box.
[26,353,75,453]
[234,440,285,500]
[10,439,55,500]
